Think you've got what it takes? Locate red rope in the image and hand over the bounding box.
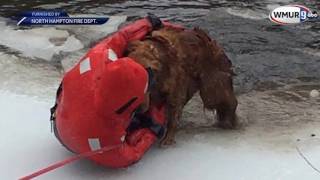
[19,144,121,180]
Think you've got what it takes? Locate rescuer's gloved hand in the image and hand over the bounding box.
[146,13,163,30]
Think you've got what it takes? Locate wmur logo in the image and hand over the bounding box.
[269,5,318,25]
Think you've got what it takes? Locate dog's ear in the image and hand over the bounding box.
[125,40,144,56]
[127,40,143,51]
[151,33,170,44]
[126,40,162,71]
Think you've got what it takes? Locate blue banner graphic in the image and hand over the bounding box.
[17,10,109,26]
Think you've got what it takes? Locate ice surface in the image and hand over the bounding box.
[1,90,320,180]
[0,52,61,100]
[0,21,83,60]
[0,15,126,61]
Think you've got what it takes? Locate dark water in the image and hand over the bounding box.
[0,0,319,21]
[0,0,319,93]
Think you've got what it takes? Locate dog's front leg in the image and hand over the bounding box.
[160,103,182,147]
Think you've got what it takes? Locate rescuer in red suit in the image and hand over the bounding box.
[50,14,182,168]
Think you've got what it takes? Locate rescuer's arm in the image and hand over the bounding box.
[118,18,152,42]
[99,15,184,58]
[119,128,157,165]
[99,15,159,57]
[119,14,184,42]
[116,104,166,167]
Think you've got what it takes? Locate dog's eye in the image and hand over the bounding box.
[115,97,138,114]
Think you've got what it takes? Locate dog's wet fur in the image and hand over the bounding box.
[125,27,238,146]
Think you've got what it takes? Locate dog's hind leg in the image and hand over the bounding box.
[199,71,238,129]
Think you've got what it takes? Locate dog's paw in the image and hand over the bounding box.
[159,136,176,148]
[214,120,239,129]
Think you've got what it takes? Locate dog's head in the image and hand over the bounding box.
[193,28,238,128]
[125,40,162,71]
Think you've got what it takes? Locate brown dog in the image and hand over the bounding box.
[125,27,238,146]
